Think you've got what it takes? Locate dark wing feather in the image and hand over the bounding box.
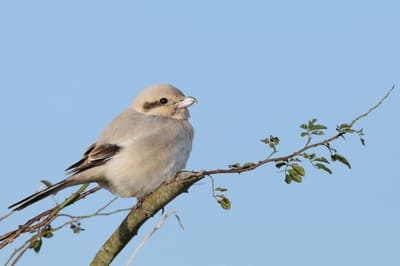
[8,180,72,211]
[8,143,121,211]
[65,143,96,171]
[66,143,121,175]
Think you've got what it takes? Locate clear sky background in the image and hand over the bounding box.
[0,1,399,266]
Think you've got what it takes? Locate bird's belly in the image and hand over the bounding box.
[101,148,188,198]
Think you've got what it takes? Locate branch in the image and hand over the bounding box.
[90,86,394,265]
[1,86,394,265]
[90,171,203,265]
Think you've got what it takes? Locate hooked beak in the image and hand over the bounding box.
[175,96,197,109]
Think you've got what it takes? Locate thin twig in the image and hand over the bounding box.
[350,85,395,126]
[125,210,179,266]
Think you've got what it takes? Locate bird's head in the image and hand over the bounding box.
[132,84,197,120]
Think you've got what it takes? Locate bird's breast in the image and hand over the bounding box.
[101,119,193,198]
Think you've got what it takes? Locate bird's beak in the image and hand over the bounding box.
[175,96,197,109]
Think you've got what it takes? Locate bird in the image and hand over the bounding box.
[8,84,196,211]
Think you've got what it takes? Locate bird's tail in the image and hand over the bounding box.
[8,180,73,211]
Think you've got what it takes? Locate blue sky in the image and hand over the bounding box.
[0,1,399,265]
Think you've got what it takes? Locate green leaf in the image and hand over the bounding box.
[288,169,302,183]
[70,223,85,234]
[284,174,292,184]
[337,123,354,133]
[228,163,240,168]
[300,132,309,137]
[269,143,277,152]
[315,163,333,174]
[270,136,280,145]
[300,123,308,130]
[331,154,351,169]
[42,231,53,238]
[70,223,78,234]
[215,187,228,192]
[360,138,366,146]
[263,135,280,152]
[342,128,355,133]
[242,162,256,169]
[314,156,330,163]
[290,163,305,176]
[30,238,42,253]
[309,118,317,127]
[309,124,327,131]
[217,196,231,210]
[42,224,53,238]
[339,123,351,129]
[311,130,325,135]
[304,153,318,160]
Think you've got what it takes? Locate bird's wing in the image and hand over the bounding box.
[65,143,122,175]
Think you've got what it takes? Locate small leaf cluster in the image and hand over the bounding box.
[70,222,85,234]
[275,159,305,184]
[337,123,366,146]
[261,135,280,152]
[214,187,231,210]
[29,225,53,253]
[28,221,85,254]
[228,162,256,169]
[271,118,358,184]
[285,162,305,184]
[300,118,327,138]
[276,151,352,184]
[302,153,332,174]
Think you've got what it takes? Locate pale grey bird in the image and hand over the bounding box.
[9,84,196,211]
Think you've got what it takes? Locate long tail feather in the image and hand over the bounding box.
[8,180,73,211]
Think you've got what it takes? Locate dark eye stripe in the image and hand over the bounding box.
[142,99,169,111]
[142,101,159,110]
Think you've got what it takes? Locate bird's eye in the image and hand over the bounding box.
[159,98,168,104]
